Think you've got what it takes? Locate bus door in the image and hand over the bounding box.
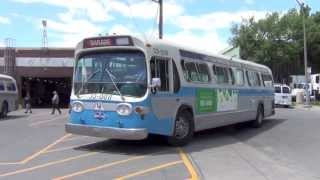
[149,56,180,123]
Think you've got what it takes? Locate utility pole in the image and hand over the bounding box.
[296,0,311,107]
[152,0,163,39]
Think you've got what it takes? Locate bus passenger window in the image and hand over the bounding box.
[173,61,180,93]
[185,62,199,82]
[181,60,190,82]
[262,74,273,87]
[197,63,210,83]
[229,68,235,85]
[234,69,244,86]
[213,65,229,84]
[246,71,251,86]
[247,71,261,87]
[150,57,169,92]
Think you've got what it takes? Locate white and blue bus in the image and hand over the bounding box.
[66,35,275,146]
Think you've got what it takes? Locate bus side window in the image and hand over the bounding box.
[213,65,229,84]
[262,74,273,87]
[185,62,199,82]
[173,61,180,93]
[234,68,244,86]
[246,71,251,86]
[229,68,235,85]
[181,60,190,82]
[197,63,210,83]
[247,71,261,87]
[150,57,170,92]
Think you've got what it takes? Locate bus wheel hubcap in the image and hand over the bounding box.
[175,117,189,139]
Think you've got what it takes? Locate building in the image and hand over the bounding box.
[219,46,240,58]
[0,47,74,107]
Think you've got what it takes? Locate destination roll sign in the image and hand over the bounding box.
[83,36,134,48]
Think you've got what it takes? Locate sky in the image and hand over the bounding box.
[0,0,319,53]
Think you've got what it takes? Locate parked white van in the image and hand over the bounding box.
[274,84,292,107]
[0,74,18,117]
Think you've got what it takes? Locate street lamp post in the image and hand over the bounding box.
[152,0,163,39]
[296,0,311,107]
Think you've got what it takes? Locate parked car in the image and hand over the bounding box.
[274,84,292,108]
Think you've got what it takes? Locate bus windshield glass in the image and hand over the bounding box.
[74,51,147,97]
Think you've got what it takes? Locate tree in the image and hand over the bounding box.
[230,8,320,83]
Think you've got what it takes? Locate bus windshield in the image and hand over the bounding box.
[74,51,147,97]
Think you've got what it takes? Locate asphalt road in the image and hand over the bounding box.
[0,107,319,180]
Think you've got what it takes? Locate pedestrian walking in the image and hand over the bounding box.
[24,94,32,114]
[51,91,61,115]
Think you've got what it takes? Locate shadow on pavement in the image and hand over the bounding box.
[0,115,28,121]
[67,118,287,155]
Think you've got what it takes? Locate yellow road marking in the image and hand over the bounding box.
[21,134,71,163]
[29,115,68,127]
[116,160,183,180]
[43,142,94,154]
[62,136,88,142]
[0,134,71,165]
[178,148,199,180]
[0,152,97,177]
[53,156,146,180]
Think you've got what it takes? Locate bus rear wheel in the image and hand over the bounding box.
[1,102,8,118]
[167,110,194,146]
[250,105,264,128]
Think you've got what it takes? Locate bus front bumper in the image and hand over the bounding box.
[65,123,148,140]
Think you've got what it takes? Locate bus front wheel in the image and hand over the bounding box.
[167,110,194,146]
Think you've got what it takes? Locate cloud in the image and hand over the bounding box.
[47,18,104,47]
[0,16,10,24]
[165,30,227,53]
[13,0,112,22]
[173,10,268,31]
[245,0,255,5]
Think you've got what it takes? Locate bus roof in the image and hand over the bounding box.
[147,38,272,73]
[0,74,15,81]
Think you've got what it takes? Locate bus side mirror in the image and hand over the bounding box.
[150,78,161,94]
[151,78,161,88]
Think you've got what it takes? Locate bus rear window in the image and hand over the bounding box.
[6,81,16,91]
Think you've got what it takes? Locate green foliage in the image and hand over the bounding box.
[230,7,320,83]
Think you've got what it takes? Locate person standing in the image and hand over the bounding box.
[24,94,32,114]
[51,91,61,115]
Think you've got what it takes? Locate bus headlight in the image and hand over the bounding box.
[116,103,132,116]
[72,101,84,113]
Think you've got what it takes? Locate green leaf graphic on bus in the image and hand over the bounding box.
[196,88,238,114]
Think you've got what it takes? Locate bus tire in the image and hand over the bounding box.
[167,110,194,146]
[1,102,8,118]
[250,105,264,128]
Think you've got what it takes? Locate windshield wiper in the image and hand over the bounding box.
[104,68,125,102]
